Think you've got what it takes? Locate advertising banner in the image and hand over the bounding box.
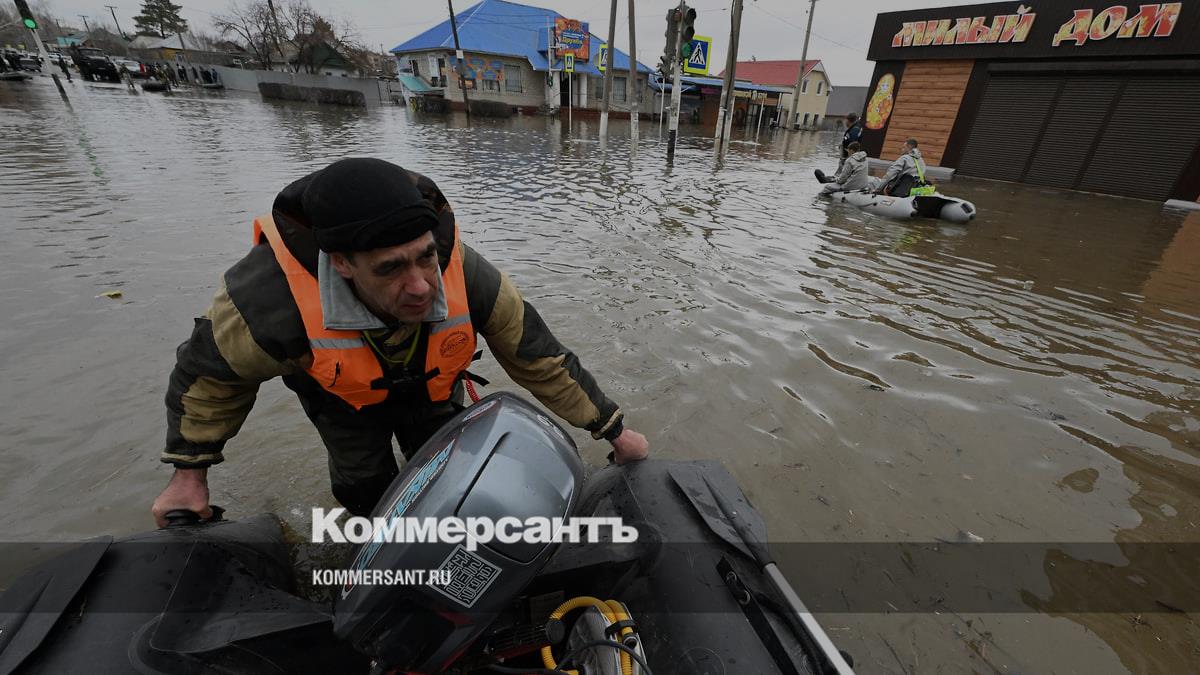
[555,18,591,60]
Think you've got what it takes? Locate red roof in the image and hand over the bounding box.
[717,60,820,87]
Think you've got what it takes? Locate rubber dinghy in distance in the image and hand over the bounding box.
[827,189,977,224]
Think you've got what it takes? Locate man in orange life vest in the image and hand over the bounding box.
[152,158,649,525]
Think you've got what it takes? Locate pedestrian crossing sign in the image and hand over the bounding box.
[683,35,712,76]
[564,54,574,73]
[597,44,607,72]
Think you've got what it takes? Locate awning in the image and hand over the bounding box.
[398,74,439,93]
[648,78,698,94]
[649,75,791,95]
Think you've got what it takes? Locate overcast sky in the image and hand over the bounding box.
[43,0,1000,86]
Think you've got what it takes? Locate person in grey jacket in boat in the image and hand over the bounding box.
[816,142,869,194]
[870,138,925,196]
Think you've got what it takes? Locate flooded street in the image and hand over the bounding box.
[2,78,1199,672]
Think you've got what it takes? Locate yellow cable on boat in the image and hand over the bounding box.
[540,596,635,675]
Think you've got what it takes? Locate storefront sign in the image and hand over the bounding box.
[892,6,1036,47]
[734,90,770,101]
[555,18,590,60]
[1052,3,1181,46]
[869,0,1198,61]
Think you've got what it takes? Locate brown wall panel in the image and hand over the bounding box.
[881,59,973,165]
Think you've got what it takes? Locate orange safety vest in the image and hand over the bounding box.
[253,215,477,410]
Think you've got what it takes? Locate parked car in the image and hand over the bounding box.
[111,58,145,78]
[19,53,42,71]
[69,47,120,82]
[2,50,37,72]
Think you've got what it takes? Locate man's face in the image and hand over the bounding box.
[330,232,439,324]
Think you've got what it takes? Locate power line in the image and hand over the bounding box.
[744,2,864,54]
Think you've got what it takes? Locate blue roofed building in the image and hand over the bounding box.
[391,0,652,115]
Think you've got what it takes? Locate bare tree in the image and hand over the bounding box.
[213,0,367,74]
[212,0,280,70]
[278,0,366,74]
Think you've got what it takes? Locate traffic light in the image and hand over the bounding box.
[658,8,678,77]
[14,0,38,30]
[678,5,697,61]
[15,0,38,29]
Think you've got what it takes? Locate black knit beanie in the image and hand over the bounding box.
[301,158,440,253]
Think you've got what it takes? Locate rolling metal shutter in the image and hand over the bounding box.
[1023,76,1122,190]
[1077,76,1200,201]
[956,75,1060,182]
[956,70,1200,201]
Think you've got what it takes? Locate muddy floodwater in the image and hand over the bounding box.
[2,79,1198,673]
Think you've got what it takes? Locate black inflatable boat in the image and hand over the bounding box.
[0,393,853,674]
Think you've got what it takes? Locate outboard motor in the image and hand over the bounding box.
[333,392,584,673]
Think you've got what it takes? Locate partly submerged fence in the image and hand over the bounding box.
[212,66,402,106]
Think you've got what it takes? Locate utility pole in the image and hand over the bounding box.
[104,5,125,39]
[79,15,91,37]
[789,0,816,130]
[599,0,617,144]
[265,0,286,71]
[627,0,638,144]
[447,0,470,122]
[666,4,684,161]
[714,0,744,150]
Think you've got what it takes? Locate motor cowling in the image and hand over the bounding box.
[332,392,584,673]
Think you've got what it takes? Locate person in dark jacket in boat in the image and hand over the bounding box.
[838,113,864,169]
[816,142,869,194]
[871,138,926,196]
[152,158,649,525]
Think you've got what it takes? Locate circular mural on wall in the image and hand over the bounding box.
[865,74,896,130]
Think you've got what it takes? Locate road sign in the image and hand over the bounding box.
[683,35,712,75]
[564,53,574,73]
[597,43,608,72]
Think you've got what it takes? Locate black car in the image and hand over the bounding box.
[70,47,120,82]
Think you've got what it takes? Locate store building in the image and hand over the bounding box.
[391,0,650,116]
[718,60,832,128]
[863,0,1200,205]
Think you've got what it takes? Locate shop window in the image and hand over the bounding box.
[482,78,500,92]
[410,60,420,76]
[504,65,522,93]
[593,77,628,102]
